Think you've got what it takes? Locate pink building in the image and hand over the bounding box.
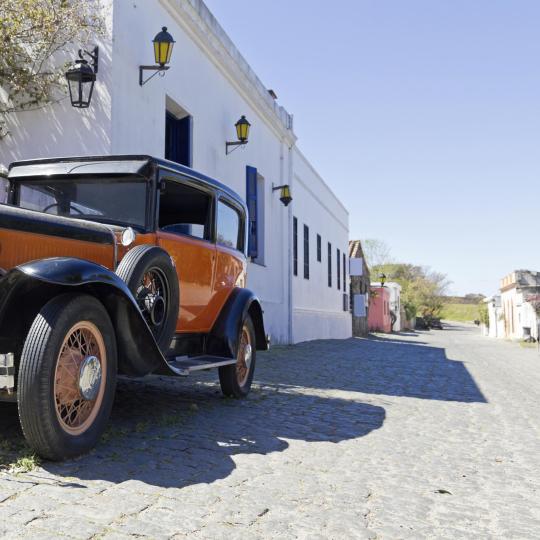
[368,287,392,333]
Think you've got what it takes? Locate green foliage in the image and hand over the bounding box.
[371,261,450,319]
[439,303,480,322]
[478,302,489,326]
[0,0,103,126]
[404,302,417,320]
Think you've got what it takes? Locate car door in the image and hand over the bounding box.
[212,195,247,317]
[155,174,217,333]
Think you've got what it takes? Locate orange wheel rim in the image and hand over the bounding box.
[54,321,107,436]
[236,325,252,386]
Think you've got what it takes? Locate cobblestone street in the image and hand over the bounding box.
[0,323,539,539]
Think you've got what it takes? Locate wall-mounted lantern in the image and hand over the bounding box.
[139,27,175,86]
[65,47,99,108]
[272,184,292,206]
[379,273,387,287]
[226,116,251,155]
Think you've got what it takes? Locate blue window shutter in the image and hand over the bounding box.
[246,166,258,258]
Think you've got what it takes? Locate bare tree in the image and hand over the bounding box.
[362,238,393,270]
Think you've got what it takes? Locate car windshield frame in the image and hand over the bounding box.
[11,174,153,232]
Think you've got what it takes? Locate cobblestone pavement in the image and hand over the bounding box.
[1,323,539,539]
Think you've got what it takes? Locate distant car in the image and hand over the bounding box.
[429,318,443,330]
[415,317,430,330]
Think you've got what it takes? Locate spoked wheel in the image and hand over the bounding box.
[236,324,253,387]
[136,267,169,337]
[219,315,256,398]
[54,321,107,436]
[18,294,117,460]
[116,245,179,353]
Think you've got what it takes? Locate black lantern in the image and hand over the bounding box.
[226,116,251,154]
[235,115,250,142]
[65,47,99,108]
[272,184,293,207]
[140,26,175,86]
[153,27,175,66]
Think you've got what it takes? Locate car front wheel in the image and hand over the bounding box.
[18,294,117,460]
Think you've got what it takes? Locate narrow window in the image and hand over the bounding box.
[337,248,341,289]
[165,111,192,167]
[293,217,298,276]
[246,166,258,258]
[246,166,266,264]
[317,234,322,262]
[328,242,332,287]
[303,224,309,279]
[343,252,346,293]
[217,200,243,251]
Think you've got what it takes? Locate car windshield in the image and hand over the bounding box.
[15,176,148,229]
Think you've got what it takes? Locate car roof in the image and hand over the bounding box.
[8,154,245,209]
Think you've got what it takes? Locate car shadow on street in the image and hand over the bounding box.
[0,369,385,490]
[0,332,483,490]
[258,335,487,404]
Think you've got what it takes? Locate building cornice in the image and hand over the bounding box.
[159,0,297,146]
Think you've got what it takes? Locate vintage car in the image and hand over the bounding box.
[0,155,268,460]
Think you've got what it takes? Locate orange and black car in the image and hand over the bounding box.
[0,155,268,460]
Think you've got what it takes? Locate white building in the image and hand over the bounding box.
[483,295,505,338]
[499,270,540,341]
[0,0,351,344]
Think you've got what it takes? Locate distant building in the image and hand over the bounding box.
[499,270,540,340]
[348,240,370,336]
[483,295,504,338]
[368,285,392,333]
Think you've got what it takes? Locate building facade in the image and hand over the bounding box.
[499,270,540,340]
[348,240,371,337]
[482,295,505,338]
[368,286,392,333]
[0,0,351,344]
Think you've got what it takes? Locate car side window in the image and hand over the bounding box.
[217,199,243,251]
[159,178,211,241]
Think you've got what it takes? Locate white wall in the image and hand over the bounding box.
[385,282,402,331]
[291,148,351,342]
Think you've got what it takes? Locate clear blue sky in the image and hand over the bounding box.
[204,0,540,296]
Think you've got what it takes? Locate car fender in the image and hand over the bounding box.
[0,257,166,376]
[206,287,268,358]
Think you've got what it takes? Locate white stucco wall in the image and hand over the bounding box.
[291,148,351,342]
[385,282,402,331]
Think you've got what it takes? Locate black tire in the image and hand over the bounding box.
[116,245,179,353]
[18,294,117,460]
[219,315,256,398]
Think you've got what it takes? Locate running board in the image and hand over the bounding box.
[165,355,236,376]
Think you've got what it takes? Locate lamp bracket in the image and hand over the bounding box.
[225,140,247,155]
[78,46,99,73]
[272,184,288,191]
[139,65,170,86]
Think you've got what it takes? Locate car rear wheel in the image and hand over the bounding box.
[18,294,117,460]
[116,245,179,353]
[219,315,256,398]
